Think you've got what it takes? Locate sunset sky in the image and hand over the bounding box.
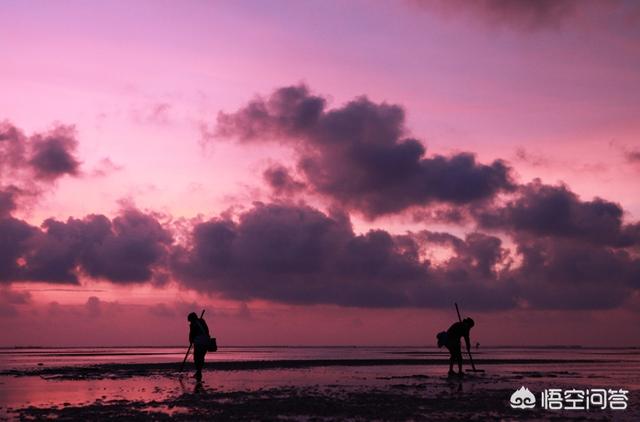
[1,0,639,347]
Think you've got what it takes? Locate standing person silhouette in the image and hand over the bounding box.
[188,312,210,381]
[445,317,474,377]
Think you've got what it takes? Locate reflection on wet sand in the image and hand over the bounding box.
[1,363,638,421]
[1,347,639,420]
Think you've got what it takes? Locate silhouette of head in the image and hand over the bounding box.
[188,312,198,322]
[463,317,475,328]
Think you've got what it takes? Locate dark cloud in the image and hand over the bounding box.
[513,235,640,309]
[411,206,469,225]
[476,180,639,247]
[0,186,20,218]
[263,164,306,196]
[3,195,637,311]
[216,85,514,218]
[0,217,38,283]
[0,121,28,173]
[0,209,172,284]
[412,0,583,31]
[79,209,172,282]
[0,121,83,217]
[216,85,326,142]
[172,202,518,310]
[28,125,81,180]
[171,201,640,311]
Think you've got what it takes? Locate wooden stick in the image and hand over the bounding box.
[180,309,205,372]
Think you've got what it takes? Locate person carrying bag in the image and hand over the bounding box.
[186,311,217,380]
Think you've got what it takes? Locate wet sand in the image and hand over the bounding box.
[1,359,638,421]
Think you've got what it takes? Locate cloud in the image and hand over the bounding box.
[91,157,123,177]
[171,200,640,311]
[2,104,638,313]
[411,206,469,225]
[172,202,519,310]
[0,120,171,286]
[216,84,514,218]
[476,180,639,247]
[28,125,81,180]
[411,0,584,31]
[0,186,20,218]
[0,120,83,216]
[86,296,102,317]
[0,217,38,283]
[4,195,637,311]
[132,102,173,125]
[514,148,550,167]
[0,288,31,318]
[609,140,640,169]
[0,208,172,284]
[0,121,28,173]
[263,164,306,196]
[513,235,640,309]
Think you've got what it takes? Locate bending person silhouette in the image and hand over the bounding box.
[187,312,210,381]
[444,317,474,377]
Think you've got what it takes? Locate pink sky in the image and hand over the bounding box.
[1,0,639,346]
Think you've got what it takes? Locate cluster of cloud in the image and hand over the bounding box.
[216,85,514,218]
[412,0,579,30]
[476,180,640,248]
[2,82,639,313]
[171,203,517,310]
[0,121,81,216]
[207,84,640,310]
[0,209,172,285]
[170,200,639,310]
[0,121,173,286]
[410,0,635,32]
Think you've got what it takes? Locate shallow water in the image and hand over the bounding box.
[0,346,638,420]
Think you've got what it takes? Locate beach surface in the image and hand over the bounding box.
[0,346,638,420]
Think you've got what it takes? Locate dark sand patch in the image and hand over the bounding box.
[13,380,635,421]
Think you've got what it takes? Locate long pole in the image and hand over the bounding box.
[454,303,479,372]
[180,309,205,372]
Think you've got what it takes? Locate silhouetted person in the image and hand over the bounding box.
[188,312,210,381]
[445,317,474,377]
